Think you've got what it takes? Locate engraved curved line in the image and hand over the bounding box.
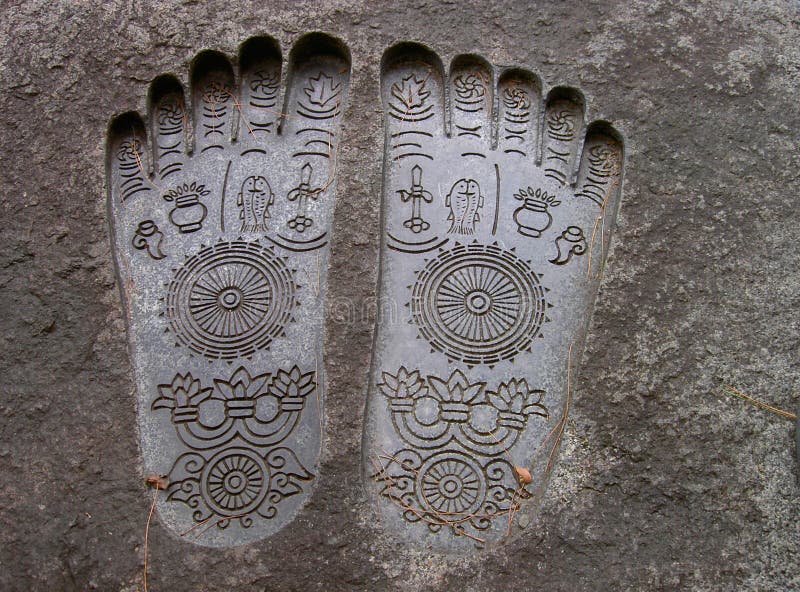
[387,237,449,254]
[200,145,224,153]
[390,102,433,116]
[503,134,524,143]
[249,121,274,129]
[577,187,605,205]
[241,148,267,155]
[545,169,567,183]
[298,101,338,115]
[159,163,182,179]
[389,103,434,122]
[546,151,569,164]
[304,139,333,148]
[492,163,500,236]
[265,234,328,253]
[158,148,182,158]
[121,186,149,201]
[461,152,486,158]
[504,149,526,156]
[250,100,277,109]
[454,105,483,113]
[220,159,231,232]
[389,113,434,123]
[202,108,228,118]
[391,142,422,150]
[297,106,340,120]
[455,124,481,131]
[386,232,440,247]
[203,123,225,136]
[296,128,335,137]
[292,151,330,159]
[276,232,328,245]
[395,152,434,161]
[391,130,433,138]
[584,178,607,190]
[296,111,339,121]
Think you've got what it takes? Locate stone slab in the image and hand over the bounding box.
[0,1,798,590]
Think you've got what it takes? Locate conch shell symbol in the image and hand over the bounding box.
[550,226,587,265]
[132,220,166,260]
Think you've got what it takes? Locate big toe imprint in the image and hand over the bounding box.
[364,43,624,550]
[107,33,350,547]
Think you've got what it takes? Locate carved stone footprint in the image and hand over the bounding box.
[107,34,350,547]
[364,43,624,550]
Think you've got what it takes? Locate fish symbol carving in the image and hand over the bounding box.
[238,175,274,233]
[445,179,484,235]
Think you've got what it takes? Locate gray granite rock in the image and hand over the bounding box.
[1,0,798,590]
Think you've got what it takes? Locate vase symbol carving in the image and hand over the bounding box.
[131,220,166,260]
[512,187,560,238]
[550,226,587,265]
[163,182,210,233]
[287,163,321,233]
[398,165,433,234]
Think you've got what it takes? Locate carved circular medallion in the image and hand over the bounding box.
[166,241,297,360]
[411,243,547,365]
[201,447,269,516]
[417,452,485,518]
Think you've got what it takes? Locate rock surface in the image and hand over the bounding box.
[0,0,798,590]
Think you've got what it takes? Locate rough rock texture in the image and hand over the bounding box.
[1,0,798,590]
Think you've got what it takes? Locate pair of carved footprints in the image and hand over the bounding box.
[107,34,624,550]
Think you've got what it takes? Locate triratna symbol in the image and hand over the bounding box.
[286,163,323,233]
[445,179,484,235]
[238,175,274,233]
[131,220,165,260]
[549,226,587,265]
[398,165,433,234]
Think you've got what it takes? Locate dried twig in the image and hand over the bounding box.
[586,165,620,280]
[143,487,157,592]
[143,475,167,592]
[720,383,796,420]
